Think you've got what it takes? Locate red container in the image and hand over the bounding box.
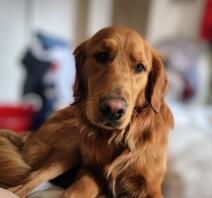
[0,104,34,133]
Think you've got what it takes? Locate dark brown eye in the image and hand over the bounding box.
[94,52,109,63]
[135,63,145,73]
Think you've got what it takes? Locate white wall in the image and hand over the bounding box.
[0,0,27,102]
[147,0,206,43]
[29,0,77,41]
[0,0,78,103]
[86,0,113,37]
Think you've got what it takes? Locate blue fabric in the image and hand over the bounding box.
[36,32,69,49]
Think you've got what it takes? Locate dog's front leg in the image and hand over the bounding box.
[10,163,69,198]
[9,150,80,198]
[62,169,102,198]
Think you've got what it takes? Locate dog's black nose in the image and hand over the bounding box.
[100,97,127,120]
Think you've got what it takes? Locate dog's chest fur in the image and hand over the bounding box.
[80,132,124,168]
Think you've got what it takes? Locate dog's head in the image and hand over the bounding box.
[73,26,168,130]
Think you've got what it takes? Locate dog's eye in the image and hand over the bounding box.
[94,52,109,63]
[134,63,145,73]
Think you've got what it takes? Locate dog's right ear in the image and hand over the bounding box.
[72,41,87,104]
[145,49,168,112]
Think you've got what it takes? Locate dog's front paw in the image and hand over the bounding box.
[8,185,23,193]
[62,191,81,198]
[95,195,109,198]
[8,185,27,198]
[15,188,28,198]
[62,190,99,198]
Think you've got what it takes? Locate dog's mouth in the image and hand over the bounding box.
[99,119,122,130]
[89,115,128,130]
[86,112,123,130]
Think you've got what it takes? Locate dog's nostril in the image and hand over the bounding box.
[101,104,112,114]
[117,108,125,116]
[100,97,127,120]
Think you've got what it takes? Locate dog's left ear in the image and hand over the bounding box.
[146,49,168,112]
[72,41,87,104]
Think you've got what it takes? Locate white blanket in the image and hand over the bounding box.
[164,103,212,198]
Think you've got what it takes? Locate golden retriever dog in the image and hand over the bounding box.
[0,26,173,198]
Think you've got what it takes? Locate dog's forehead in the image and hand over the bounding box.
[88,27,144,48]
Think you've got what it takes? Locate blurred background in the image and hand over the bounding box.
[0,0,212,197]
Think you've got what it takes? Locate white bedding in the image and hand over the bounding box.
[164,103,212,198]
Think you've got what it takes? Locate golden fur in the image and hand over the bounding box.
[0,26,173,198]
